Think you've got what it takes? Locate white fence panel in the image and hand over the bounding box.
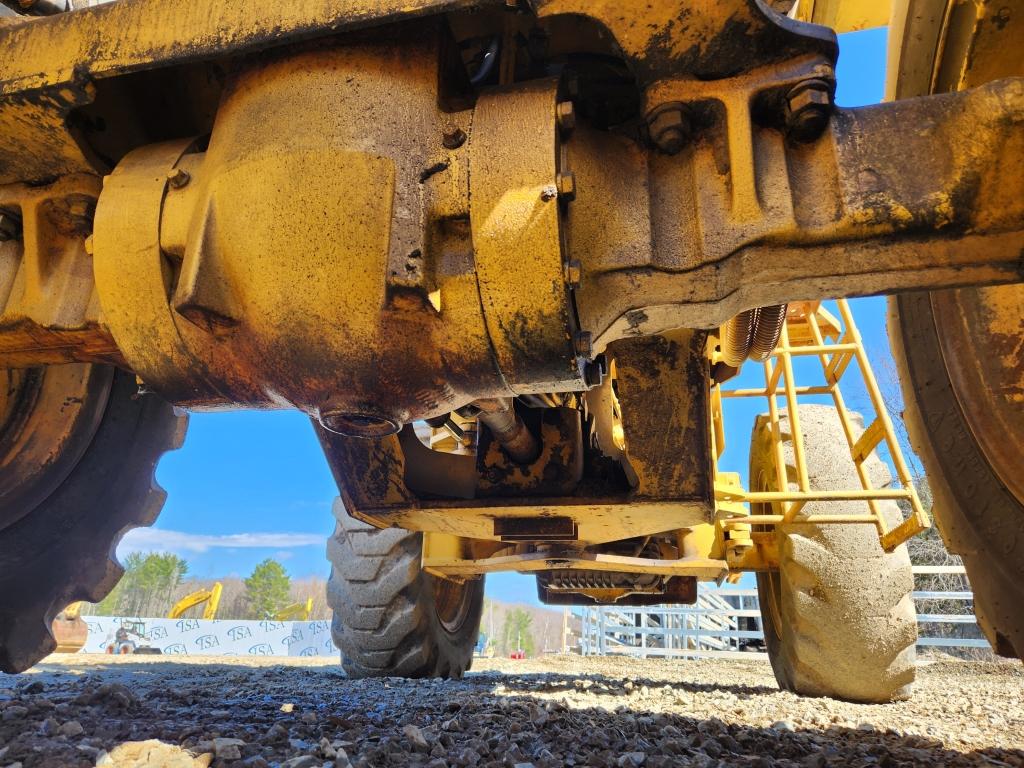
[81,617,337,658]
[580,566,988,658]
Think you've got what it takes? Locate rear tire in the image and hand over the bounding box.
[326,499,483,678]
[890,293,1024,660]
[752,405,917,702]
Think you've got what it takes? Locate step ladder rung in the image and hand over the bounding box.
[852,417,886,463]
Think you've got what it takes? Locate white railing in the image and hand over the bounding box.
[579,565,989,658]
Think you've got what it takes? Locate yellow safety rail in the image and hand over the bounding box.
[713,299,930,552]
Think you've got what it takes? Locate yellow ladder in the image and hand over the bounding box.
[714,299,930,552]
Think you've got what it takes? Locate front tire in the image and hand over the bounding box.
[0,366,186,673]
[326,499,483,678]
[752,405,917,702]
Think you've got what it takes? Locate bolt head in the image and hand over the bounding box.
[442,128,467,150]
[167,167,191,189]
[564,259,582,288]
[556,101,576,134]
[648,107,690,155]
[574,330,593,359]
[583,354,608,387]
[556,171,576,201]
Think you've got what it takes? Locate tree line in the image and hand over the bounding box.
[85,555,326,621]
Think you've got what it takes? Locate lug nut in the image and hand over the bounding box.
[785,79,833,142]
[167,167,191,189]
[647,105,690,155]
[556,101,576,134]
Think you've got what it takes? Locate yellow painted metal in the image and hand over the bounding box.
[422,549,728,582]
[371,500,709,547]
[469,79,580,392]
[792,0,891,32]
[712,299,931,553]
[274,598,314,622]
[0,174,121,367]
[167,582,222,621]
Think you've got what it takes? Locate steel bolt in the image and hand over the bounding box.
[648,106,690,155]
[574,330,593,359]
[785,79,833,142]
[556,101,576,134]
[167,167,191,189]
[564,259,582,288]
[442,128,467,149]
[556,171,576,201]
[583,354,607,387]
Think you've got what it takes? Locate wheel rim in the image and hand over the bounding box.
[432,577,476,635]
[0,364,113,532]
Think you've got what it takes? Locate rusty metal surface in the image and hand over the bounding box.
[573,75,1024,346]
[317,329,713,547]
[889,0,1024,507]
[0,0,835,183]
[0,174,121,367]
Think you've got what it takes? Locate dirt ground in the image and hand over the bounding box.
[0,652,1021,767]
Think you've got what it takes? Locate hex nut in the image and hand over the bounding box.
[785,80,832,142]
[648,106,690,155]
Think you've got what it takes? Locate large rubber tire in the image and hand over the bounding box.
[326,499,484,678]
[0,367,186,673]
[753,405,917,702]
[890,294,1024,660]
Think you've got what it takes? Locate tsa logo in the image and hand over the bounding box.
[299,647,319,657]
[249,643,275,655]
[259,621,286,632]
[150,626,168,640]
[163,643,187,655]
[227,625,253,641]
[194,634,220,650]
[175,618,200,633]
[282,632,303,647]
[308,621,328,636]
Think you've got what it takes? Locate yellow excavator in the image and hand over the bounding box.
[0,0,1020,703]
[274,598,314,622]
[167,582,223,621]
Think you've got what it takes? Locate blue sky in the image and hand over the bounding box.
[125,27,894,606]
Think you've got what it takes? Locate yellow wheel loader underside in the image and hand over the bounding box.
[0,0,1020,672]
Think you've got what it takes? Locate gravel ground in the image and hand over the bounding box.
[0,653,1021,767]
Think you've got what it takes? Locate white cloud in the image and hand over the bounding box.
[117,528,323,556]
